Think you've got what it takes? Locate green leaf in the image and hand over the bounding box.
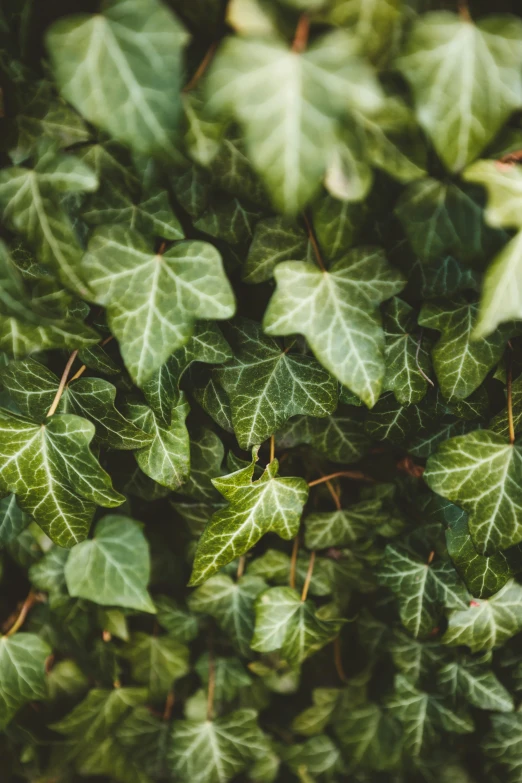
[464,159,522,230]
[334,702,401,771]
[251,586,344,664]
[82,226,235,386]
[0,409,124,547]
[379,545,468,637]
[0,148,97,295]
[85,185,184,242]
[142,323,231,427]
[194,196,262,246]
[190,452,308,584]
[0,633,51,729]
[386,675,473,758]
[443,579,522,652]
[46,0,189,158]
[193,372,234,434]
[437,659,514,712]
[387,629,450,685]
[195,654,251,704]
[383,297,431,405]
[281,735,343,781]
[0,494,29,545]
[217,319,338,449]
[188,573,266,656]
[263,249,405,407]
[484,713,522,779]
[491,373,522,440]
[418,299,507,400]
[179,428,224,503]
[243,217,311,284]
[155,596,199,643]
[64,515,156,613]
[304,500,387,549]
[311,194,364,261]
[207,31,383,213]
[170,709,266,783]
[397,12,522,171]
[126,398,190,490]
[319,0,401,65]
[276,408,370,463]
[120,632,189,699]
[424,430,522,554]
[3,358,152,450]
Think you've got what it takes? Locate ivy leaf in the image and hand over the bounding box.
[304,500,387,549]
[0,633,51,730]
[464,159,522,230]
[179,428,224,503]
[263,249,405,407]
[0,494,29,545]
[0,148,97,295]
[387,675,474,758]
[387,630,450,685]
[379,546,468,638]
[120,632,189,700]
[217,319,338,449]
[155,596,199,643]
[319,0,401,65]
[443,579,522,652]
[82,226,235,386]
[0,409,124,547]
[484,713,522,779]
[142,323,231,427]
[311,194,364,260]
[424,430,522,554]
[85,185,184,242]
[437,658,514,712]
[207,31,383,213]
[251,586,344,664]
[276,409,370,464]
[169,709,265,783]
[491,373,522,440]
[195,654,251,704]
[188,574,266,656]
[126,399,190,491]
[334,702,401,771]
[3,358,152,450]
[189,452,308,585]
[193,370,234,434]
[194,196,262,246]
[383,297,431,405]
[397,12,522,171]
[281,735,343,781]
[64,515,156,613]
[46,0,189,158]
[243,217,311,284]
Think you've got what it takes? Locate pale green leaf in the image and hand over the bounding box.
[0,494,29,546]
[383,297,431,405]
[120,632,189,699]
[319,0,401,65]
[0,633,51,730]
[464,158,522,229]
[179,428,224,503]
[304,500,387,549]
[243,217,311,284]
[438,659,514,712]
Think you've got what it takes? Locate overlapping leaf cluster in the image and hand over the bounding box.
[1,0,522,781]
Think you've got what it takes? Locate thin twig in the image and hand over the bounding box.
[5,591,43,637]
[68,335,114,385]
[269,435,275,463]
[46,350,78,417]
[507,345,516,445]
[457,0,471,21]
[325,480,341,510]
[183,42,218,93]
[290,537,299,589]
[237,555,245,579]
[292,13,310,53]
[303,213,326,271]
[207,641,216,721]
[301,551,316,602]
[415,330,434,388]
[163,690,175,721]
[427,550,435,565]
[333,636,348,683]
[308,471,374,487]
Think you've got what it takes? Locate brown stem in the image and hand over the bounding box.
[207,643,216,721]
[301,551,316,602]
[237,555,245,579]
[269,435,275,463]
[292,13,310,54]
[290,537,299,589]
[163,690,175,721]
[183,42,218,93]
[5,591,43,637]
[325,480,341,510]
[303,213,325,272]
[458,0,471,21]
[46,350,78,417]
[102,630,112,642]
[333,636,348,683]
[427,550,435,565]
[308,471,374,487]
[68,335,114,385]
[507,347,516,445]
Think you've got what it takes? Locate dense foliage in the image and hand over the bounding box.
[2,0,522,781]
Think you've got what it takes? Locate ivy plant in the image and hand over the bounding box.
[1,0,522,782]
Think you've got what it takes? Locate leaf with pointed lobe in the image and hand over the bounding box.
[248,548,337,598]
[264,248,404,406]
[0,409,123,547]
[84,185,184,241]
[484,712,522,779]
[194,196,262,246]
[334,701,402,771]
[207,31,384,213]
[397,12,522,172]
[29,546,68,597]
[251,586,344,664]
[319,0,401,65]
[0,493,29,545]
[304,500,387,549]
[405,255,480,300]
[276,407,370,463]
[443,579,522,652]
[154,596,199,643]
[382,297,431,405]
[188,573,266,656]
[189,451,308,584]
[464,159,522,230]
[217,319,338,450]
[387,630,450,685]
[365,393,411,445]
[424,429,522,554]
[82,225,235,386]
[65,515,156,613]
[311,193,365,262]
[379,545,468,638]
[192,371,234,433]
[182,89,223,168]
[178,428,225,503]
[0,633,51,730]
[47,0,189,159]
[120,632,190,700]
[437,659,514,712]
[195,654,251,704]
[243,216,311,284]
[491,374,522,440]
[281,735,344,781]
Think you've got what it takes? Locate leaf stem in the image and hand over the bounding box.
[68,335,114,385]
[333,636,348,683]
[5,590,43,637]
[269,435,275,463]
[507,346,516,445]
[237,555,245,579]
[303,213,326,272]
[308,471,374,487]
[325,479,341,510]
[301,551,315,601]
[46,350,78,417]
[292,14,310,54]
[290,537,299,589]
[183,42,218,93]
[163,690,175,721]
[457,0,471,21]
